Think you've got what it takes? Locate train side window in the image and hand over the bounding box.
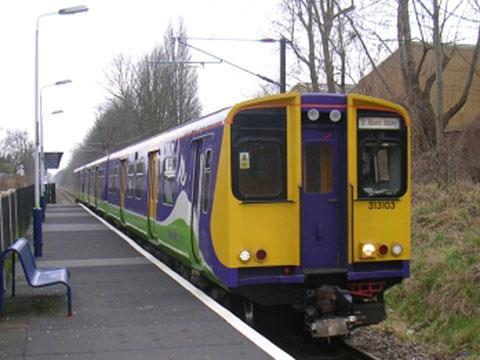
[231,107,287,201]
[202,149,212,213]
[97,169,104,199]
[108,166,114,197]
[304,143,333,193]
[112,165,118,194]
[90,170,94,197]
[163,156,177,205]
[135,160,145,199]
[127,163,135,198]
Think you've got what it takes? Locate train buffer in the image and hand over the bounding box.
[0,203,291,359]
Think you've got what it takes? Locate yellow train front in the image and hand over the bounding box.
[211,92,410,337]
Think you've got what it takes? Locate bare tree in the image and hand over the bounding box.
[61,21,202,187]
[0,130,34,176]
[163,21,202,126]
[397,0,480,149]
[278,0,354,92]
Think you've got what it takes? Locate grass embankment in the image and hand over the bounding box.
[385,182,480,357]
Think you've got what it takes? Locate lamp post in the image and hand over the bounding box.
[257,37,288,93]
[34,5,88,257]
[39,80,71,220]
[40,107,65,219]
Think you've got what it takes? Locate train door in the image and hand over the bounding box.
[120,159,127,222]
[301,128,341,269]
[190,136,213,267]
[147,151,159,237]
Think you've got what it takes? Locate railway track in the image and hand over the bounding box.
[331,338,379,360]
[254,306,378,359]
[55,187,76,204]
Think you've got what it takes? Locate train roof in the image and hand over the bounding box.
[74,107,230,172]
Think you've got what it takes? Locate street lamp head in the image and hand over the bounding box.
[259,38,278,43]
[58,5,88,15]
[51,110,64,115]
[55,79,72,86]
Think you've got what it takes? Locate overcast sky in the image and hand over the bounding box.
[1,1,477,172]
[0,0,282,169]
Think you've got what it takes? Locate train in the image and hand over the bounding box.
[74,92,411,338]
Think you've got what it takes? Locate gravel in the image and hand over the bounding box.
[347,327,443,360]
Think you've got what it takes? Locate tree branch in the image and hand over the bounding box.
[442,25,480,128]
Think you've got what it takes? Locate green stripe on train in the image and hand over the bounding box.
[95,201,221,286]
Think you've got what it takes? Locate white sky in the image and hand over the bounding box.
[0,1,477,172]
[0,0,282,170]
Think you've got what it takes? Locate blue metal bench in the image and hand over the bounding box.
[0,238,72,316]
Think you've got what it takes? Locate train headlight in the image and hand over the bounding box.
[307,108,320,121]
[329,109,342,122]
[361,243,376,259]
[239,250,251,263]
[392,243,403,257]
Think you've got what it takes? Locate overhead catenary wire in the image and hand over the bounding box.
[175,38,281,87]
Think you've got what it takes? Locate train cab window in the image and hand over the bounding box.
[162,156,177,205]
[360,141,402,196]
[202,149,212,213]
[357,115,406,198]
[238,141,283,198]
[135,160,145,199]
[231,108,287,201]
[127,163,135,198]
[304,143,333,193]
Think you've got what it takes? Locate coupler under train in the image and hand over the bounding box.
[304,285,386,338]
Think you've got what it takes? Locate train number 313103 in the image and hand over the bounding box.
[368,201,396,210]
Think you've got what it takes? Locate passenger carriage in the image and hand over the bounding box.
[74,92,410,337]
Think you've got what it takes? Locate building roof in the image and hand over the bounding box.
[44,152,63,169]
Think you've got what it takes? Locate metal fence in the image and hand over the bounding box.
[0,185,34,254]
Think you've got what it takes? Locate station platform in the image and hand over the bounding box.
[0,203,292,359]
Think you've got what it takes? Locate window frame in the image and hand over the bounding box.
[230,107,287,203]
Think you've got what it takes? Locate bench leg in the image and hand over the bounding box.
[0,263,4,314]
[66,284,72,317]
[11,253,16,298]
